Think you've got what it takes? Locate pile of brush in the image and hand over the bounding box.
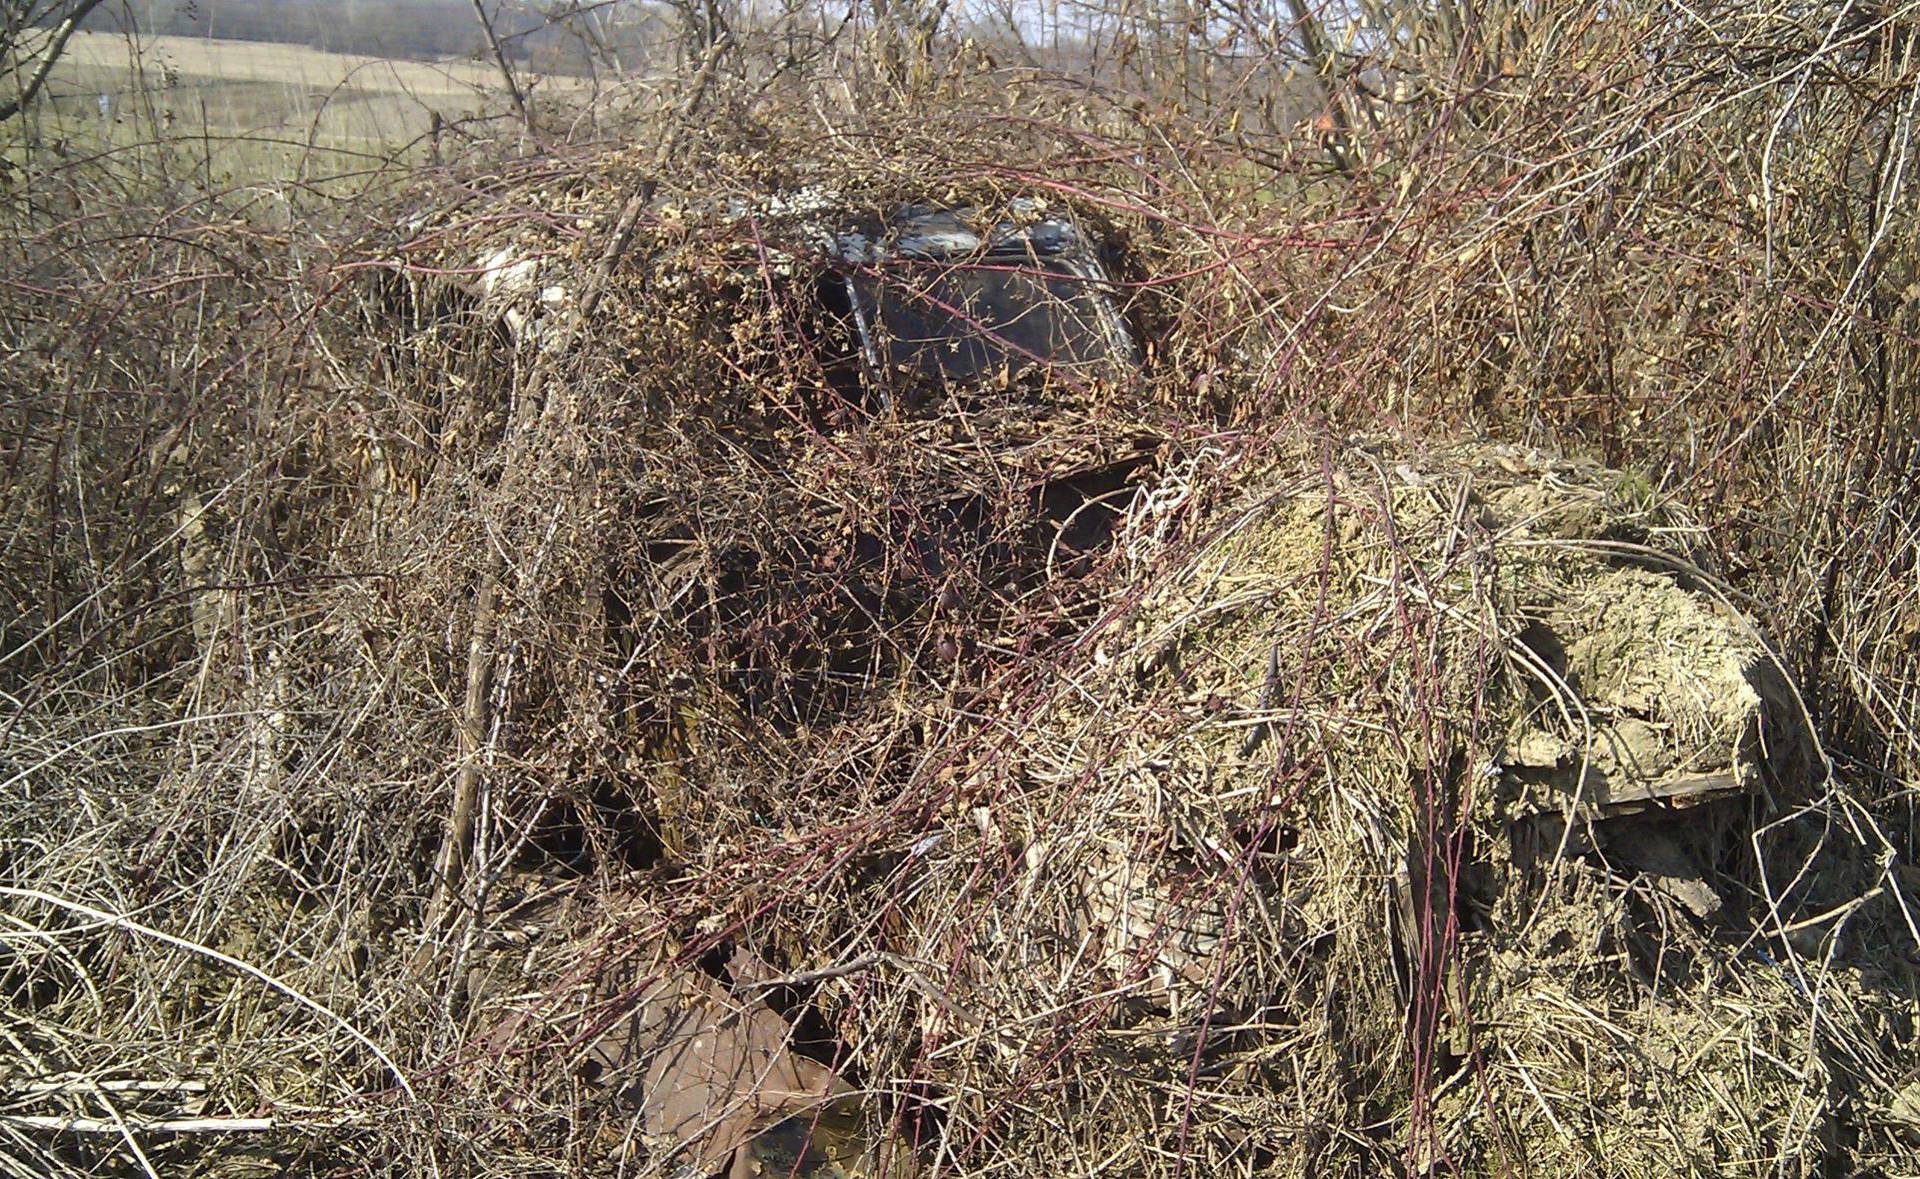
[9,7,1920,1175]
[308,122,1920,1174]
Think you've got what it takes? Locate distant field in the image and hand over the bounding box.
[17,31,582,182]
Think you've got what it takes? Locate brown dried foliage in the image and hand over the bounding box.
[5,4,1920,1176]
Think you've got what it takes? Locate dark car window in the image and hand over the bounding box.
[851,253,1129,392]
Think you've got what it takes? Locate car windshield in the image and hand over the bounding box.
[854,254,1126,390]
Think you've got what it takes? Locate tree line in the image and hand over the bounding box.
[58,0,599,64]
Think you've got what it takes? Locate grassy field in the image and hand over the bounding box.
[14,30,578,183]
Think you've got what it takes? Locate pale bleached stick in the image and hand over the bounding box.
[2,1115,275,1134]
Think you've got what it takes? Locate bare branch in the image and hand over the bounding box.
[0,0,109,123]
[468,0,533,130]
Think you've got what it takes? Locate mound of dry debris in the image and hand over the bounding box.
[11,126,1917,1178]
[457,424,1919,1176]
